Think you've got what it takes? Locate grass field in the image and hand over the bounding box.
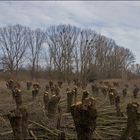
[0,79,140,139]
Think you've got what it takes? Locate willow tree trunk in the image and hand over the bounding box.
[67,91,74,112]
[7,107,29,140]
[7,113,22,139]
[71,103,97,140]
[43,92,49,115]
[120,103,140,140]
[47,95,61,118]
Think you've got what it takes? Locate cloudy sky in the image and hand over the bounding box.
[0,1,140,62]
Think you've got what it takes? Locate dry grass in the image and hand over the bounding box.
[0,79,140,139]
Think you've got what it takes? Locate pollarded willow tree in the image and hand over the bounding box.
[0,24,28,77]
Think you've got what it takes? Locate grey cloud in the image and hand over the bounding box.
[0,1,140,62]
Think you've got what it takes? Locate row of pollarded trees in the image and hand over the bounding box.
[0,24,135,81]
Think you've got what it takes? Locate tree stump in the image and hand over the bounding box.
[120,102,140,140]
[20,106,29,139]
[49,80,53,89]
[56,106,62,129]
[45,84,50,92]
[67,80,71,85]
[50,86,55,95]
[33,83,40,89]
[6,79,14,90]
[43,91,49,114]
[109,92,115,105]
[14,81,21,89]
[82,82,87,90]
[26,81,32,90]
[7,111,22,139]
[122,88,127,98]
[104,81,109,86]
[91,84,99,95]
[115,95,122,116]
[32,89,39,101]
[58,81,63,88]
[133,85,139,98]
[7,107,29,140]
[7,80,21,103]
[71,98,97,140]
[47,95,61,118]
[108,88,116,105]
[81,91,89,103]
[73,87,78,104]
[13,88,22,109]
[113,82,119,87]
[67,91,74,112]
[101,86,108,97]
[54,84,60,95]
[32,83,40,100]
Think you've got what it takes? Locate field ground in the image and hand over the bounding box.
[0,79,140,139]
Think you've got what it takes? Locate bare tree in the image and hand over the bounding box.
[74,29,98,81]
[46,24,135,81]
[120,48,135,81]
[0,24,28,77]
[130,63,140,78]
[27,28,46,80]
[46,24,80,81]
[0,24,135,81]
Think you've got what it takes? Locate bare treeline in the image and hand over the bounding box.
[0,24,135,81]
